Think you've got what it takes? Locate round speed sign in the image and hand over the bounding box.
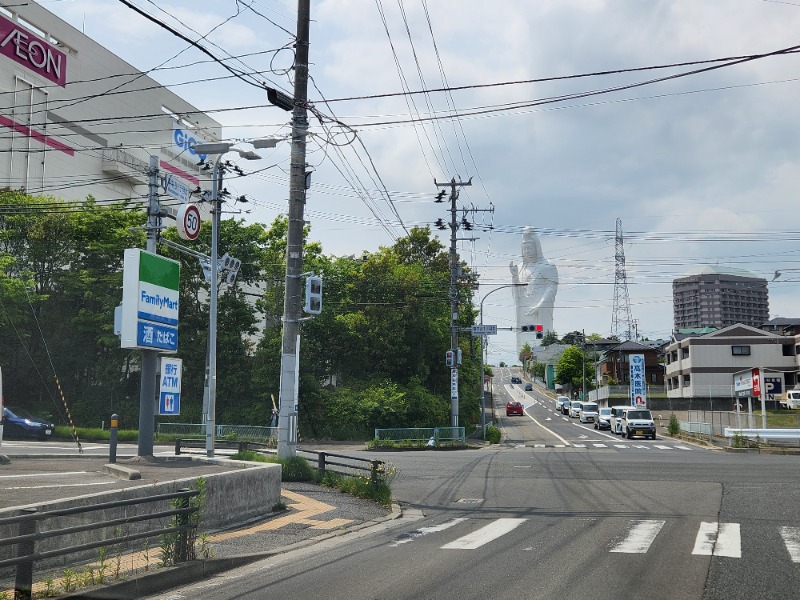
[176,203,201,240]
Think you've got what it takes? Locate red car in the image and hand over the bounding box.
[506,401,524,416]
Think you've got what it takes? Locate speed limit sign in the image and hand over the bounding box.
[176,203,201,241]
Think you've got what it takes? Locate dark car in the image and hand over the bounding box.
[2,407,55,440]
[524,382,533,391]
[511,376,522,384]
[506,401,524,416]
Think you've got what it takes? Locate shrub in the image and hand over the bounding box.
[668,413,680,436]
[485,426,501,444]
[230,450,315,481]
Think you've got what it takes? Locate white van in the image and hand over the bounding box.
[780,390,800,410]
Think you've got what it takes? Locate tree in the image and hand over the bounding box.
[555,345,584,388]
[541,330,559,346]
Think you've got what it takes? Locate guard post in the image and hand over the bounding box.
[109,413,118,464]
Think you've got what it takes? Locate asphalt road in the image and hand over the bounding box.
[137,368,800,600]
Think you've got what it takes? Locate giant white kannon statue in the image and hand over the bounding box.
[509,226,559,350]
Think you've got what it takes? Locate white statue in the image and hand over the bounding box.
[509,226,558,349]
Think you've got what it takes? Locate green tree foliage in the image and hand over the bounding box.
[555,345,585,389]
[1,194,478,436]
[541,330,559,346]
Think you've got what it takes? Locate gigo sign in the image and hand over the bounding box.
[0,14,67,87]
[120,250,180,352]
[173,125,207,161]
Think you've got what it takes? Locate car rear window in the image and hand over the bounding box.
[626,410,652,419]
[582,404,598,412]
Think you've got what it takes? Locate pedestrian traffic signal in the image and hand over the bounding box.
[445,350,455,367]
[304,275,323,314]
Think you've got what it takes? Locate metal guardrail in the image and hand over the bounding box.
[158,423,276,441]
[724,428,800,442]
[373,427,466,443]
[296,449,385,484]
[173,438,272,455]
[0,488,198,599]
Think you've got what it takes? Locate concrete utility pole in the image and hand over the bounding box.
[434,177,472,428]
[137,155,161,457]
[277,0,311,458]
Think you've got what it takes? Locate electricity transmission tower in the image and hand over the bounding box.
[610,217,635,341]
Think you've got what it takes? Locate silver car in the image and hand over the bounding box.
[579,402,599,424]
[595,407,612,430]
[569,401,583,418]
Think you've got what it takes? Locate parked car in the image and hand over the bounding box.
[622,409,656,439]
[595,407,613,430]
[511,376,522,384]
[610,405,630,435]
[506,401,524,416]
[2,407,55,440]
[579,402,599,424]
[524,382,533,391]
[569,401,583,418]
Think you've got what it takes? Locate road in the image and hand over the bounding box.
[30,369,800,599]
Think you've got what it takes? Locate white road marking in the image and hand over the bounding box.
[442,518,526,550]
[614,444,629,449]
[654,445,673,450]
[692,522,741,558]
[674,446,692,450]
[610,520,666,553]
[4,482,115,490]
[632,445,648,449]
[390,517,467,547]
[0,471,89,479]
[593,443,608,448]
[572,444,586,448]
[780,526,800,562]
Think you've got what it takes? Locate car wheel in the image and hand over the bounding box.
[594,423,598,429]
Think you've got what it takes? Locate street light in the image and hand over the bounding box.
[478,283,525,438]
[193,142,261,458]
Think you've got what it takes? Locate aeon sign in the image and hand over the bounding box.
[173,125,208,161]
[0,14,66,87]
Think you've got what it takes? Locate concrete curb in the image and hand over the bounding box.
[102,463,141,480]
[60,501,403,599]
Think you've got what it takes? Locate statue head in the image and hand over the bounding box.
[521,226,543,263]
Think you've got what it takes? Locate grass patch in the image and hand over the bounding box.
[319,468,394,506]
[229,450,315,481]
[367,439,472,450]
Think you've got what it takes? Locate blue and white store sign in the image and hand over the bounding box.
[629,354,647,407]
[159,357,182,416]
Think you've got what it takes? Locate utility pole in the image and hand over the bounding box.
[137,155,161,457]
[434,177,476,428]
[277,0,311,458]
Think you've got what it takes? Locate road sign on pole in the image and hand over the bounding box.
[471,324,498,336]
[176,204,201,241]
[164,174,190,203]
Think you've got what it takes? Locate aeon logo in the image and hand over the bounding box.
[173,128,207,161]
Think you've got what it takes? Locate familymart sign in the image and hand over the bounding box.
[120,249,180,351]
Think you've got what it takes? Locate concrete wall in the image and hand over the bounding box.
[0,460,281,573]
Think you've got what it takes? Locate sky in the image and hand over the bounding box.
[37,0,800,364]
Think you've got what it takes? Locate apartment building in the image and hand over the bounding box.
[673,266,769,330]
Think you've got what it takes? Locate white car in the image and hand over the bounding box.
[569,401,583,418]
[610,405,629,434]
[579,403,599,424]
[622,409,657,440]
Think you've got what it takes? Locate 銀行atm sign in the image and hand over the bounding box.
[120,249,180,351]
[0,13,67,87]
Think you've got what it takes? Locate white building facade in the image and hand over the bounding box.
[0,2,220,203]
[664,324,799,407]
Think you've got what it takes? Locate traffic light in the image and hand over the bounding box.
[521,324,544,339]
[304,275,323,314]
[445,350,455,367]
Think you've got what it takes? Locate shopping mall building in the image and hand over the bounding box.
[0,1,221,203]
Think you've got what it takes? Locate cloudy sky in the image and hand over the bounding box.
[40,0,800,363]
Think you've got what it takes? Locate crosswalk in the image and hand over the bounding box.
[391,517,800,562]
[508,442,694,451]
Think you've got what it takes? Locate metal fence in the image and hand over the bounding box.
[688,410,800,437]
[374,427,466,443]
[157,423,276,441]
